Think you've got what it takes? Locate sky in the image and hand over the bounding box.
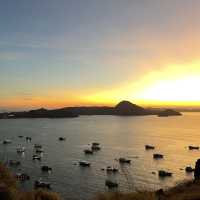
[1,0,200,110]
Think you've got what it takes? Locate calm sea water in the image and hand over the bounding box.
[0,113,200,199]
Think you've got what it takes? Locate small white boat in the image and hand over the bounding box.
[34,179,51,189]
[3,139,12,144]
[32,155,41,160]
[26,137,32,141]
[17,146,26,153]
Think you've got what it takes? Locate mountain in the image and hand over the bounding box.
[114,101,148,116]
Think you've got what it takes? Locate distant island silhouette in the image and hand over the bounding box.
[158,109,182,117]
[0,100,182,119]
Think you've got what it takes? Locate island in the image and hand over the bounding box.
[157,109,182,117]
[0,101,182,119]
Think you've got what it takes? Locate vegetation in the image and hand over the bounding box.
[1,162,200,200]
[0,163,62,200]
[95,181,200,200]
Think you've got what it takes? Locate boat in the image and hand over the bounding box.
[59,137,66,141]
[91,145,101,151]
[16,146,25,153]
[92,142,100,146]
[26,137,32,141]
[18,135,23,138]
[84,149,93,154]
[91,142,101,151]
[188,146,199,150]
[185,166,194,173]
[145,145,155,150]
[3,139,12,144]
[153,154,164,159]
[41,166,52,172]
[106,166,118,173]
[34,144,42,148]
[34,179,51,189]
[105,180,118,188]
[119,158,131,164]
[16,173,30,181]
[35,148,44,153]
[79,161,91,167]
[158,170,172,177]
[32,155,41,160]
[9,160,21,166]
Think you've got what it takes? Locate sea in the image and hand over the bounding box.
[0,112,199,200]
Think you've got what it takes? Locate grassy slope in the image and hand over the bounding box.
[0,163,62,200]
[1,163,200,200]
[95,181,200,200]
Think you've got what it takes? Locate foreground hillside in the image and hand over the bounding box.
[0,163,61,200]
[0,162,199,200]
[96,181,200,200]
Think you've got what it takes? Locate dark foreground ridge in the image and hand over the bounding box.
[0,100,182,119]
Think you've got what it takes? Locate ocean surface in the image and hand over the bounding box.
[0,112,200,200]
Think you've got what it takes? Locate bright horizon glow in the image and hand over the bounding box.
[2,61,200,110]
[84,61,200,108]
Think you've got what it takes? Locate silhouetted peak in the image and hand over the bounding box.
[115,101,143,109]
[115,100,146,115]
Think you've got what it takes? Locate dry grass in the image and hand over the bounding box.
[16,190,62,200]
[95,181,200,200]
[0,163,62,200]
[1,162,200,200]
[95,192,155,200]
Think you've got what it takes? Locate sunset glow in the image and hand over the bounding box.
[83,61,200,107]
[1,1,200,110]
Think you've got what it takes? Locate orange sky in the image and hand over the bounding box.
[1,1,200,110]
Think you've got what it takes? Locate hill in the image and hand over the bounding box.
[114,101,148,116]
[158,109,182,117]
[0,101,182,119]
